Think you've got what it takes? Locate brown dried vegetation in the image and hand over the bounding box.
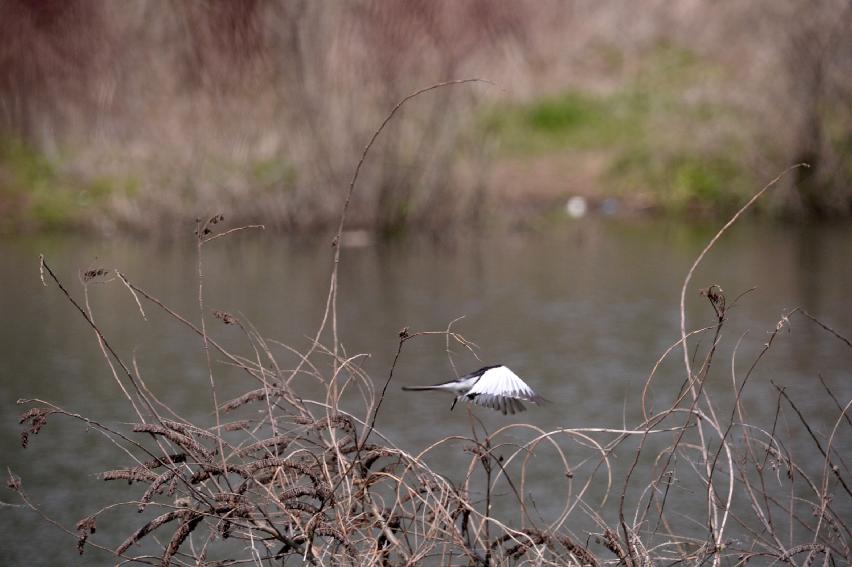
[8,84,851,566]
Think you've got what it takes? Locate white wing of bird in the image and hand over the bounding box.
[402,365,546,415]
[463,365,545,414]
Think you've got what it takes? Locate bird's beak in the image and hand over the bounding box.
[450,398,458,412]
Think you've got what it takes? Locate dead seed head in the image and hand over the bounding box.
[213,310,238,325]
[19,407,52,442]
[699,284,726,308]
[195,213,226,238]
[222,420,251,431]
[6,471,21,491]
[83,268,108,282]
[75,515,97,555]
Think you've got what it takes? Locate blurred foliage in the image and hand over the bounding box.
[483,91,637,153]
[483,43,754,215]
[250,158,298,191]
[0,139,138,231]
[0,2,849,232]
[0,139,67,230]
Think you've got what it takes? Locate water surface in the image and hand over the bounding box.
[1,220,850,564]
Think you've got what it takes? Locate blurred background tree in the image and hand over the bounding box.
[0,0,850,234]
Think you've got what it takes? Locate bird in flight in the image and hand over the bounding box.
[402,365,546,415]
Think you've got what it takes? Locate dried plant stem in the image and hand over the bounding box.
[679,164,807,388]
[39,257,157,422]
[326,79,491,370]
[675,164,806,562]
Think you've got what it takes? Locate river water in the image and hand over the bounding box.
[1,219,850,564]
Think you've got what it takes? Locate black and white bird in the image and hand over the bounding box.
[402,365,546,415]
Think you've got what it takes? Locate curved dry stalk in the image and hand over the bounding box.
[294,79,492,391]
[678,164,806,389]
[672,164,805,565]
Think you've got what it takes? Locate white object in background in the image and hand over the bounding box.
[565,196,588,218]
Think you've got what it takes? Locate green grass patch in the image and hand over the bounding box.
[825,106,852,181]
[249,157,297,191]
[0,139,135,230]
[0,139,60,193]
[671,156,740,206]
[482,42,755,215]
[482,90,646,154]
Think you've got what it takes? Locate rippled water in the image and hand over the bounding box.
[1,220,850,564]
